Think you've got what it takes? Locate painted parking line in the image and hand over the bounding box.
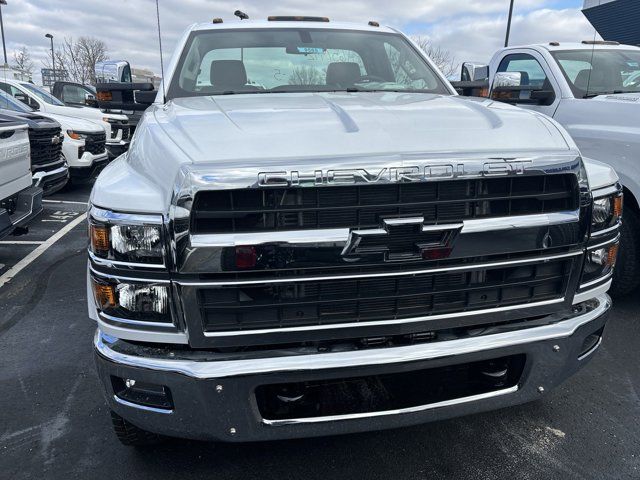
[0,213,87,288]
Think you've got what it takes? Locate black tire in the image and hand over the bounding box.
[611,207,640,297]
[110,410,164,446]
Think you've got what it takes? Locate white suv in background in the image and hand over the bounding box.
[0,90,109,183]
[0,79,129,160]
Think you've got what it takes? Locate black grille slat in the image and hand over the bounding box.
[191,175,578,234]
[199,259,571,332]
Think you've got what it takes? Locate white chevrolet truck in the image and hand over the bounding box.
[456,41,640,295]
[0,118,42,239]
[88,18,620,445]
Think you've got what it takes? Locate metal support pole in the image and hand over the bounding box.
[0,3,8,66]
[505,0,515,47]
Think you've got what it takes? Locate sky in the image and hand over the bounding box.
[0,0,598,84]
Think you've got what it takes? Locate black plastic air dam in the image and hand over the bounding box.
[255,354,525,421]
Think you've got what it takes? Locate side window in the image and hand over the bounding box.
[497,54,548,88]
[62,85,87,104]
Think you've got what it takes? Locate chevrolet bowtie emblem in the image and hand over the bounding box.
[341,217,463,262]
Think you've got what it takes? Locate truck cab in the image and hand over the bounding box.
[458,42,640,295]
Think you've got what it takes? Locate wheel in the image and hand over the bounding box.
[110,410,164,446]
[610,207,640,297]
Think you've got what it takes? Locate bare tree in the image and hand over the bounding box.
[411,37,458,78]
[288,65,324,85]
[12,46,34,74]
[42,36,108,85]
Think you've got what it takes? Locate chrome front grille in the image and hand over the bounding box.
[173,156,589,347]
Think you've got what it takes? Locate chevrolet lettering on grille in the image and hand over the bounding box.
[342,217,463,262]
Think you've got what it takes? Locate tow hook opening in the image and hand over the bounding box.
[111,376,174,410]
[255,354,525,422]
[579,327,605,360]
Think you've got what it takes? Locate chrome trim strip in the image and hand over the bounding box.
[32,164,68,183]
[89,205,164,225]
[461,211,579,233]
[579,271,614,290]
[573,279,611,304]
[262,385,519,426]
[94,294,610,379]
[592,185,620,198]
[89,265,170,284]
[201,297,566,337]
[89,251,166,270]
[577,336,603,361]
[588,235,620,251]
[590,222,621,238]
[177,250,583,287]
[189,211,580,248]
[113,395,173,414]
[97,318,189,344]
[100,312,176,329]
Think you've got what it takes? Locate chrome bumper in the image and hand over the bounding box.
[94,294,610,442]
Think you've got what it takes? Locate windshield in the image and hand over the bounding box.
[168,28,449,98]
[20,83,65,106]
[551,49,640,97]
[0,89,34,113]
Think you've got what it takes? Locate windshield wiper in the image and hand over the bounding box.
[584,90,629,98]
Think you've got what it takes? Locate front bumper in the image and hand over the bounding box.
[0,185,43,239]
[94,294,610,442]
[32,164,69,196]
[69,154,109,182]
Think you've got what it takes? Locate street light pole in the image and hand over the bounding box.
[45,33,55,81]
[504,0,515,47]
[0,0,8,67]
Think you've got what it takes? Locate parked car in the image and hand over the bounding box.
[0,79,130,160]
[453,41,640,295]
[89,18,618,446]
[0,118,42,239]
[0,90,108,185]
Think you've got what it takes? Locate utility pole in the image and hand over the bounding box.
[45,33,55,81]
[0,0,8,66]
[504,0,515,47]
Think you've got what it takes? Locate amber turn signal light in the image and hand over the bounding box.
[93,280,117,309]
[607,243,619,268]
[613,195,623,219]
[96,91,112,101]
[90,224,110,254]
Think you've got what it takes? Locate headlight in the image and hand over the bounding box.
[92,276,171,324]
[581,241,619,286]
[89,208,164,266]
[591,190,622,233]
[67,130,89,140]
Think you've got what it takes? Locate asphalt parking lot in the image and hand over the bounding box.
[0,185,639,480]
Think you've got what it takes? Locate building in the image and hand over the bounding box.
[582,0,640,46]
[131,67,162,90]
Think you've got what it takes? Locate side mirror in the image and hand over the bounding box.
[14,92,29,105]
[461,62,489,82]
[491,72,555,106]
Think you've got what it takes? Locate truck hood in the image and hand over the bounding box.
[154,92,571,164]
[591,92,640,104]
[37,112,104,132]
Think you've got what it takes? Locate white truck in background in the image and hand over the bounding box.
[0,119,42,239]
[455,41,640,296]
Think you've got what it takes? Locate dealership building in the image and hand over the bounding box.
[582,0,640,45]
